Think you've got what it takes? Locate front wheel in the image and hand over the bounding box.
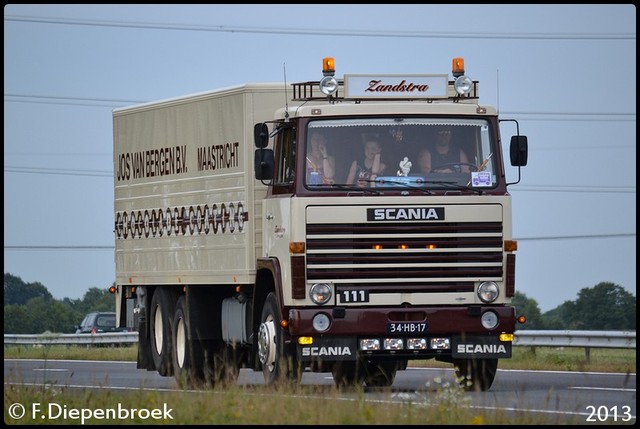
[453,358,498,391]
[258,292,301,385]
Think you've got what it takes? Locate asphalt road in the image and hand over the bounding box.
[4,359,636,424]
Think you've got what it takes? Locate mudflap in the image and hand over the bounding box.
[451,335,512,359]
[297,336,357,365]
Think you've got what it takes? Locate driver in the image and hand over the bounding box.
[418,127,471,173]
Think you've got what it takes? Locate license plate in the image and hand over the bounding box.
[386,322,428,334]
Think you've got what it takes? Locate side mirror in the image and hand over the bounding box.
[254,148,274,180]
[510,135,528,167]
[254,123,269,149]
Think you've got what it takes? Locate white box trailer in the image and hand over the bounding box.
[114,84,284,286]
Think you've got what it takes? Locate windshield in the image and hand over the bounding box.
[304,118,497,191]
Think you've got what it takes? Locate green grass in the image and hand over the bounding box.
[4,344,138,362]
[4,377,587,425]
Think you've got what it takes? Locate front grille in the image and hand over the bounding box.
[306,221,503,295]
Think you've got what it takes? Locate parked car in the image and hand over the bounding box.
[75,311,129,334]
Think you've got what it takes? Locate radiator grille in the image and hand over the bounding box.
[306,221,503,295]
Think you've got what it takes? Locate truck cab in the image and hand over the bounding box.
[251,57,528,390]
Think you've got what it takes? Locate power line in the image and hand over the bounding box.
[4,93,145,105]
[4,166,112,177]
[5,246,114,250]
[4,15,635,40]
[517,233,635,241]
[3,166,636,194]
[4,93,637,120]
[2,166,635,194]
[512,186,636,194]
[5,232,636,251]
[4,93,145,108]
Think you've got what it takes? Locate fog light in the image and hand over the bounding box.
[407,338,427,350]
[360,338,380,351]
[481,311,499,329]
[312,313,331,332]
[384,338,404,350]
[430,337,451,350]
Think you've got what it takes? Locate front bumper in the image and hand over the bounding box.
[288,305,515,362]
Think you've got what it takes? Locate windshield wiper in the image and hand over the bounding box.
[324,183,383,195]
[370,179,434,195]
[423,180,484,195]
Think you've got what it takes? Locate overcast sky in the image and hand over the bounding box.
[4,4,636,312]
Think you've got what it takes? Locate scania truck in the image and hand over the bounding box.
[112,57,528,391]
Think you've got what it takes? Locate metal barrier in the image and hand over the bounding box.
[513,330,636,362]
[4,332,139,346]
[513,330,636,349]
[4,330,635,350]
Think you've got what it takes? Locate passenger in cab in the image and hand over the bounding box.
[306,131,335,184]
[346,137,386,187]
[418,127,471,173]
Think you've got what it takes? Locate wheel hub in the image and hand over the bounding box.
[257,320,277,368]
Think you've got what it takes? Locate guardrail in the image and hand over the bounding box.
[513,330,636,362]
[4,332,139,346]
[513,330,636,349]
[4,330,635,360]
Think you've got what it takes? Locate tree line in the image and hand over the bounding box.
[3,272,636,334]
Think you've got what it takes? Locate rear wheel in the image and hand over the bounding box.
[149,288,176,376]
[172,296,205,388]
[172,297,240,389]
[453,358,498,391]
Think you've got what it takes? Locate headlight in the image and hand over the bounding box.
[477,281,499,303]
[310,283,332,305]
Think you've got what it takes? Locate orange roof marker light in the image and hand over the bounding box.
[322,57,335,76]
[452,57,465,77]
[452,57,473,96]
[320,56,338,96]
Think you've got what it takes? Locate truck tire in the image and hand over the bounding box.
[172,296,205,388]
[149,288,176,376]
[258,292,302,385]
[453,358,498,391]
[172,297,240,389]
